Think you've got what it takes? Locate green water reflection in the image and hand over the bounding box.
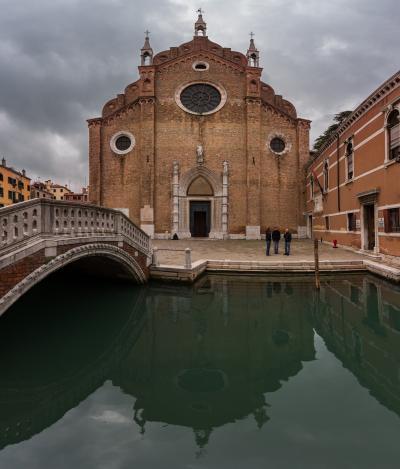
[0,273,400,468]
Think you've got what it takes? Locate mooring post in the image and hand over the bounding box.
[185,248,192,269]
[314,238,320,290]
[153,247,159,267]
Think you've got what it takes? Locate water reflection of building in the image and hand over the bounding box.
[113,276,316,448]
[1,274,400,453]
[314,276,400,415]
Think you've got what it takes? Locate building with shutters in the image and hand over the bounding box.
[306,71,400,256]
[88,12,310,239]
[0,158,31,208]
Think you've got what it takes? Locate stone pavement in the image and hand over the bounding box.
[152,239,369,266]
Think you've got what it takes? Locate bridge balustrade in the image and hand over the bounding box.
[0,199,150,252]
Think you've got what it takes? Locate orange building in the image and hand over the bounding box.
[306,71,400,256]
[0,158,31,208]
[44,180,72,201]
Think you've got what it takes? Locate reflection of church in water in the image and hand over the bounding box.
[88,12,310,240]
[1,275,400,451]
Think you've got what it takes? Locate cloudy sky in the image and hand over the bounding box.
[0,0,398,190]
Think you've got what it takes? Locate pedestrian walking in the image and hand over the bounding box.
[284,228,292,255]
[265,227,272,256]
[272,227,281,254]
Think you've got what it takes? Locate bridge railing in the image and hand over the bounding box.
[0,199,150,253]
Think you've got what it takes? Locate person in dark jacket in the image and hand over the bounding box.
[265,227,272,256]
[284,228,292,255]
[272,228,281,254]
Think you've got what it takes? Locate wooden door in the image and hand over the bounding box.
[365,204,375,250]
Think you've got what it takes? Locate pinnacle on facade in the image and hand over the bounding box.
[141,30,153,65]
[194,8,207,36]
[247,32,260,67]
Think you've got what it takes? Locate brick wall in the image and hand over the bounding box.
[89,36,310,237]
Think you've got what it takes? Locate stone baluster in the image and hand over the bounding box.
[185,247,192,269]
[153,247,159,267]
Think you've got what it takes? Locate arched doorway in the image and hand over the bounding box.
[172,164,229,239]
[187,177,213,237]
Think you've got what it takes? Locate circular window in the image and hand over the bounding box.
[115,135,131,151]
[178,83,223,115]
[110,131,135,155]
[192,61,209,71]
[270,137,286,154]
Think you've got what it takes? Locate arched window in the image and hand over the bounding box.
[143,53,151,66]
[387,109,400,161]
[323,160,329,192]
[310,175,314,198]
[346,139,354,180]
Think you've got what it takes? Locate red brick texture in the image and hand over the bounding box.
[88,35,310,236]
[0,241,149,298]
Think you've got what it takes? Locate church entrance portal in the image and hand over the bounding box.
[190,201,211,237]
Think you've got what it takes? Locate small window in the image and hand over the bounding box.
[270,137,286,153]
[192,61,209,71]
[0,187,3,197]
[0,173,3,181]
[110,131,135,155]
[325,216,330,230]
[310,175,314,198]
[348,213,356,231]
[115,135,132,151]
[323,160,329,192]
[346,140,354,180]
[387,208,400,233]
[388,109,400,161]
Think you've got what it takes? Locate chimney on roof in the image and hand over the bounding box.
[22,169,26,177]
[1,157,6,167]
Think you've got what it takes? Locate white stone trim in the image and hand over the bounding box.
[378,232,400,237]
[267,132,292,156]
[110,131,136,155]
[174,81,227,116]
[192,61,210,71]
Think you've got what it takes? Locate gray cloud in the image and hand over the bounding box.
[0,0,398,189]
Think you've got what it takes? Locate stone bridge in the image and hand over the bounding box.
[0,199,152,316]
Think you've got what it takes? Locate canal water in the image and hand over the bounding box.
[0,273,399,468]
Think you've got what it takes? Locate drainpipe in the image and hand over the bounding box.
[336,134,340,213]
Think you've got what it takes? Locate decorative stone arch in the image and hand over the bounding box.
[172,163,229,239]
[0,244,147,317]
[179,166,223,197]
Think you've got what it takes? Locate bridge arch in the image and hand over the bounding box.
[0,243,147,317]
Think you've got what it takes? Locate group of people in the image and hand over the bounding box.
[265,228,292,256]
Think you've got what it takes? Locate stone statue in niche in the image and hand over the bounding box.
[196,144,204,165]
[223,160,228,174]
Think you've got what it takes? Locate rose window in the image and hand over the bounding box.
[180,84,221,114]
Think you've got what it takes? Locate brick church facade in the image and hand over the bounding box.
[88,13,310,239]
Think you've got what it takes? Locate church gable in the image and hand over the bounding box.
[88,11,311,240]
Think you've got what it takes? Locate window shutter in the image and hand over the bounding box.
[383,209,390,233]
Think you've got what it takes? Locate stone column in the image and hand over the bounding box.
[222,160,229,238]
[172,161,179,237]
